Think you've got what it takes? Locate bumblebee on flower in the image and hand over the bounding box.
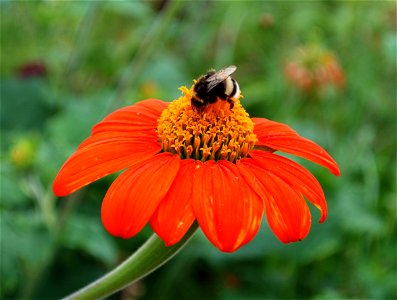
[53,66,340,253]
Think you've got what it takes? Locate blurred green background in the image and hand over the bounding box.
[1,1,396,299]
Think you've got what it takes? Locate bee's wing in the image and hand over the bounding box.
[205,65,237,92]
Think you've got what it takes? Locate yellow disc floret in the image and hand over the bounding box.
[157,85,257,163]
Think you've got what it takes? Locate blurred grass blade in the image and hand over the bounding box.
[112,0,183,110]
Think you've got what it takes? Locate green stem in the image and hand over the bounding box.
[64,222,199,300]
[19,182,82,300]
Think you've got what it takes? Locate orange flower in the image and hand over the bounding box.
[53,85,340,252]
[284,45,345,92]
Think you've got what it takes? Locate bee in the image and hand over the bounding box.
[191,65,241,111]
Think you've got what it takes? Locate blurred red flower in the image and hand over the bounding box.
[53,85,340,252]
[17,60,47,78]
[284,45,345,93]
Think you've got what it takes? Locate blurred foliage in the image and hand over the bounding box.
[1,1,396,299]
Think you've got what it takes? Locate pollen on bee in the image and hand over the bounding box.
[205,99,231,115]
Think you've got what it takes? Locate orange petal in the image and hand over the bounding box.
[253,118,340,176]
[249,150,328,223]
[53,136,160,196]
[77,131,158,149]
[101,153,180,239]
[79,99,167,149]
[92,99,168,134]
[192,160,264,252]
[53,100,166,197]
[150,159,197,246]
[237,159,311,243]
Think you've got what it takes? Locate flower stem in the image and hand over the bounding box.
[63,222,199,300]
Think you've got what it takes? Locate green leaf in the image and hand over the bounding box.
[45,91,112,149]
[61,214,117,266]
[0,162,30,207]
[0,79,54,130]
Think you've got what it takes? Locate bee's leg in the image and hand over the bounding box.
[207,94,218,104]
[191,98,206,112]
[227,98,234,109]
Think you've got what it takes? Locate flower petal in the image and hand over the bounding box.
[77,131,158,150]
[53,136,161,196]
[92,99,168,134]
[192,160,264,252]
[150,159,197,246]
[53,100,167,197]
[237,159,311,243]
[78,99,167,149]
[253,118,340,176]
[249,150,327,223]
[101,153,180,238]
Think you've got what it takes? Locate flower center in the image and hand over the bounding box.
[157,86,257,163]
